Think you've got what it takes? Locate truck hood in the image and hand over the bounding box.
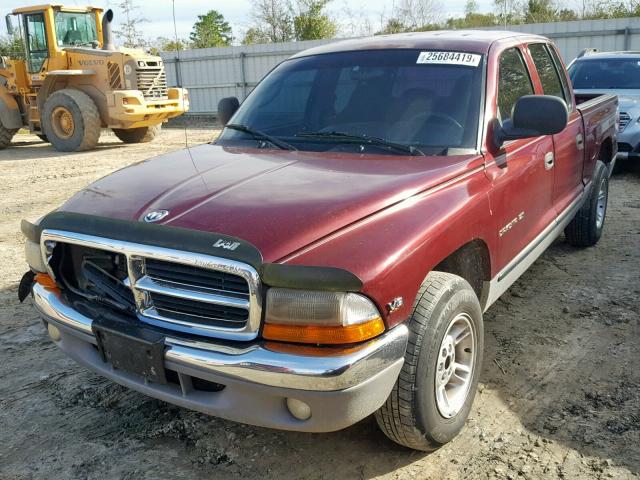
[60,144,480,262]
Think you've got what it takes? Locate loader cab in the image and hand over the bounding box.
[8,5,103,75]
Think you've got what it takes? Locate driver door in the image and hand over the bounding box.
[486,46,557,271]
[23,12,49,76]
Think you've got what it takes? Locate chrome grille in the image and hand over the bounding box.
[136,63,168,99]
[145,258,249,296]
[41,231,262,341]
[619,112,631,132]
[146,292,249,326]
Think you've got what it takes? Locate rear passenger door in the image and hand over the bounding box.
[489,46,557,269]
[528,42,584,216]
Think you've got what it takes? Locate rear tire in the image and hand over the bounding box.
[112,124,161,144]
[42,89,101,152]
[564,160,609,247]
[375,272,484,451]
[0,124,17,149]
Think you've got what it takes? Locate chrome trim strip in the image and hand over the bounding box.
[32,283,409,391]
[143,306,247,324]
[481,187,589,311]
[140,306,250,336]
[40,229,262,341]
[145,275,248,298]
[135,276,250,309]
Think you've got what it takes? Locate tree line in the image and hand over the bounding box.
[1,0,640,56]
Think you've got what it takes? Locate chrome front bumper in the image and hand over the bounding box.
[33,283,408,431]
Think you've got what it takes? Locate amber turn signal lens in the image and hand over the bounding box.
[35,273,59,291]
[263,317,385,345]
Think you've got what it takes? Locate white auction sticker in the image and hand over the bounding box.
[416,51,482,67]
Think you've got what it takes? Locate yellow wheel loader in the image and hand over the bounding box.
[0,5,189,152]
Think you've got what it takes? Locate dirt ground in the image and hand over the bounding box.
[0,128,638,480]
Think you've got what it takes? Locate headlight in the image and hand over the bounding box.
[25,239,47,273]
[263,288,385,344]
[22,218,47,273]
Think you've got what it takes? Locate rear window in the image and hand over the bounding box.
[529,43,566,101]
[569,58,640,89]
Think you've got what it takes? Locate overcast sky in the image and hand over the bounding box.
[1,0,496,40]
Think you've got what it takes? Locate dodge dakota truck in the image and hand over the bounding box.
[21,31,618,451]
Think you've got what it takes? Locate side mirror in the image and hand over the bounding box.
[218,97,240,126]
[494,95,568,148]
[5,15,14,36]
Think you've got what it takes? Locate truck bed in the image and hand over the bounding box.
[576,93,618,178]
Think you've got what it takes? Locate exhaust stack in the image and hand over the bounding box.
[102,9,115,51]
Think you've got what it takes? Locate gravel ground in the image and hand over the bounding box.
[0,129,638,480]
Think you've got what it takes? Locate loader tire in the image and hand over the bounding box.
[42,89,101,152]
[37,134,48,143]
[112,124,161,144]
[0,124,17,149]
[375,272,484,451]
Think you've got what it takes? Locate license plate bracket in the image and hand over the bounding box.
[92,316,167,384]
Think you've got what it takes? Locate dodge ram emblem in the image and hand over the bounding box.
[143,210,169,223]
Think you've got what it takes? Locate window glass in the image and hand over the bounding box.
[569,58,640,89]
[546,45,572,107]
[54,12,98,47]
[25,13,47,73]
[529,43,566,102]
[250,69,316,123]
[497,47,533,122]
[220,49,484,154]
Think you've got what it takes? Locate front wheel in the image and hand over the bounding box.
[42,89,101,152]
[375,272,484,451]
[564,160,609,247]
[112,124,161,144]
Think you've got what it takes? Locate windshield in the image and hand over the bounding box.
[217,49,484,155]
[54,11,98,47]
[569,58,640,89]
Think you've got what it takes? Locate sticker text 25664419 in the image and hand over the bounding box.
[416,51,482,67]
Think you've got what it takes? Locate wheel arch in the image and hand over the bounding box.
[38,72,108,127]
[432,238,492,301]
[599,136,614,165]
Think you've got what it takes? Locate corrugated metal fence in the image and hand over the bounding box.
[161,17,640,115]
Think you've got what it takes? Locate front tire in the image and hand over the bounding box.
[375,272,484,451]
[564,160,609,247]
[42,89,101,152]
[0,124,17,149]
[112,124,161,144]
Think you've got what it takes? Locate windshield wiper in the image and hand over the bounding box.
[225,124,297,151]
[296,131,426,156]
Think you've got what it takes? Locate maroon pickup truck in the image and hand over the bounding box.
[21,31,617,451]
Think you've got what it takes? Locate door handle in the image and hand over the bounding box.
[576,133,584,150]
[544,151,554,170]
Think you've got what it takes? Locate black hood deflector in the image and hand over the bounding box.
[23,212,363,292]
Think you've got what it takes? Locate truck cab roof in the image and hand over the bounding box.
[12,4,102,15]
[291,30,549,58]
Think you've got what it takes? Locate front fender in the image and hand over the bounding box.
[278,159,496,328]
